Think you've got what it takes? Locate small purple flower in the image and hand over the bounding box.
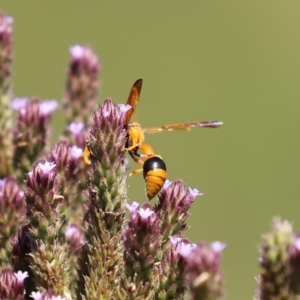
[0,178,5,189]
[118,103,131,114]
[30,291,66,300]
[37,161,56,175]
[30,291,43,300]
[14,270,29,285]
[161,179,172,193]
[11,97,28,110]
[28,161,56,178]
[65,224,85,250]
[26,160,58,199]
[138,207,154,220]
[69,45,85,59]
[211,241,226,253]
[3,15,14,25]
[125,201,140,213]
[39,100,58,116]
[172,237,197,257]
[0,15,13,32]
[67,122,84,136]
[69,145,83,160]
[51,296,66,300]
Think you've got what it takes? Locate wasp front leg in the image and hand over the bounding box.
[135,143,158,158]
[122,124,145,152]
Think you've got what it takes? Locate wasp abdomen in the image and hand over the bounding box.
[143,156,167,200]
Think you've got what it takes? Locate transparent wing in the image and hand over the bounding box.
[143,121,223,133]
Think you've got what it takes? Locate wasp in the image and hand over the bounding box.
[84,79,223,200]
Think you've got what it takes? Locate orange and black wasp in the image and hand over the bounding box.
[122,79,222,200]
[84,79,223,200]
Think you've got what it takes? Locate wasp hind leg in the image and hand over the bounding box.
[128,168,143,177]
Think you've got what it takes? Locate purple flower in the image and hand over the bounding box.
[0,15,13,32]
[69,45,85,59]
[156,180,202,238]
[65,224,85,250]
[37,161,56,175]
[125,201,140,213]
[69,145,83,159]
[39,100,58,116]
[67,122,84,136]
[0,268,26,299]
[14,270,29,285]
[28,161,56,179]
[171,237,197,256]
[30,291,66,300]
[288,232,300,294]
[180,241,225,299]
[26,160,58,200]
[30,291,43,300]
[123,203,162,283]
[63,45,100,124]
[138,207,154,220]
[118,103,131,114]
[11,97,28,110]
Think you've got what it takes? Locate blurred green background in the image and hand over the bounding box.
[2,1,300,298]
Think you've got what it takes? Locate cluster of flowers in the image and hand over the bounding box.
[0,11,300,300]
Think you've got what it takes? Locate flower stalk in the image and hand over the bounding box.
[0,13,14,177]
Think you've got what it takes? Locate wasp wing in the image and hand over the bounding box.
[143,121,223,133]
[124,79,143,126]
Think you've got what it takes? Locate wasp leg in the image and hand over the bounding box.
[83,146,91,166]
[129,151,144,166]
[128,168,143,177]
[122,144,137,152]
[133,144,163,160]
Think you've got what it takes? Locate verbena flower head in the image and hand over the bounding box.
[179,241,226,300]
[0,268,27,299]
[26,160,57,199]
[288,232,300,294]
[123,202,162,276]
[156,180,202,240]
[48,142,82,180]
[12,98,58,180]
[0,177,25,266]
[80,99,129,298]
[0,12,13,95]
[256,218,293,300]
[0,13,14,177]
[63,45,100,124]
